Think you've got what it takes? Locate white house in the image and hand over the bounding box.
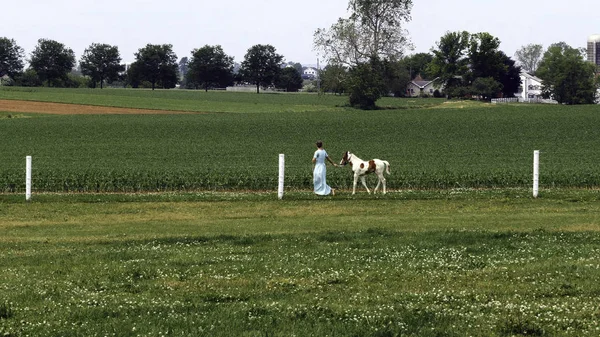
[406,75,441,97]
[516,70,543,99]
[303,67,318,77]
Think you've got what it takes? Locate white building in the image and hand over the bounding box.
[516,70,543,99]
[406,75,441,97]
[303,67,318,77]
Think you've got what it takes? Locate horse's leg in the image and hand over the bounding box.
[373,175,381,194]
[360,176,370,194]
[379,172,387,195]
[352,173,359,195]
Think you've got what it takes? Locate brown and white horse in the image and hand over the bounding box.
[340,151,390,195]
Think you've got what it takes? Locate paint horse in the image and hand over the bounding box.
[340,151,390,195]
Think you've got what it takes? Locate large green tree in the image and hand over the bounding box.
[315,0,413,108]
[537,42,599,104]
[497,52,522,98]
[131,44,179,90]
[240,44,283,93]
[186,45,234,91]
[29,39,76,87]
[402,52,433,79]
[347,57,387,109]
[381,59,411,97]
[274,67,303,92]
[429,31,521,99]
[428,31,470,97]
[514,43,543,74]
[313,0,413,66]
[468,33,521,99]
[0,37,24,79]
[320,63,349,95]
[468,33,505,81]
[79,43,124,89]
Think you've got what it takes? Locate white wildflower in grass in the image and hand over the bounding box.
[3,193,600,335]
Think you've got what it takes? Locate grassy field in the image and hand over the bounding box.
[0,86,442,113]
[1,190,600,336]
[2,87,600,193]
[2,88,600,335]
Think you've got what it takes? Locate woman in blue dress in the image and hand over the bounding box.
[312,140,337,196]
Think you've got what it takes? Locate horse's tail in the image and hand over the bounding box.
[383,161,391,175]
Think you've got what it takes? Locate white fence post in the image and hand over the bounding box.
[26,156,32,201]
[278,154,285,200]
[533,150,539,198]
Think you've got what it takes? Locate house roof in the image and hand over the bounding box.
[411,81,433,88]
[520,70,542,83]
[410,75,439,89]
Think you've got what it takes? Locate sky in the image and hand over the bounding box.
[4,0,598,66]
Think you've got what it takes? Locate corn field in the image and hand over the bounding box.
[2,96,600,193]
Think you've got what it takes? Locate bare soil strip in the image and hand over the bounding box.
[0,100,196,115]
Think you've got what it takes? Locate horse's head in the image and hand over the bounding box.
[340,151,352,166]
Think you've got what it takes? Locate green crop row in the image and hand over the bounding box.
[2,90,600,193]
[3,166,600,193]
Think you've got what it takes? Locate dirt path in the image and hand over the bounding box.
[0,100,195,115]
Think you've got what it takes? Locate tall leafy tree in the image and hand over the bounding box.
[29,39,76,87]
[428,31,470,97]
[274,67,303,92]
[240,44,283,93]
[514,43,543,74]
[0,37,24,78]
[79,43,124,89]
[468,33,505,81]
[497,52,522,98]
[313,0,413,66]
[537,42,599,104]
[402,52,433,79]
[131,44,178,90]
[315,0,412,108]
[347,57,387,109]
[186,45,234,91]
[429,31,521,99]
[126,62,142,88]
[381,59,411,97]
[320,63,348,95]
[468,33,521,98]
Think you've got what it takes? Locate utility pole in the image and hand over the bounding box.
[317,58,321,95]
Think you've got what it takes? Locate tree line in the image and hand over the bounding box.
[1,0,599,107]
[314,0,599,107]
[0,38,303,93]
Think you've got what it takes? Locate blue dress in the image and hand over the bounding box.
[313,149,332,195]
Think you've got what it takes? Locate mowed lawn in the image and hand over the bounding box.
[2,191,600,336]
